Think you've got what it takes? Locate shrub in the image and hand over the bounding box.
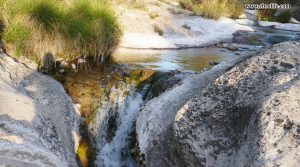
[153,24,164,36]
[149,12,160,19]
[0,15,5,42]
[256,9,277,21]
[275,10,292,23]
[179,0,244,19]
[0,0,122,64]
[254,0,291,22]
[179,0,195,11]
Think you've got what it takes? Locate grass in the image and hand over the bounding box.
[0,0,121,64]
[179,0,244,19]
[116,0,147,10]
[255,0,292,23]
[153,24,164,36]
[149,12,160,19]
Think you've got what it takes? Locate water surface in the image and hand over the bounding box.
[114,47,237,72]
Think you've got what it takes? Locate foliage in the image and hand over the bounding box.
[275,10,292,23]
[149,12,160,19]
[256,9,277,21]
[153,24,164,36]
[0,0,121,64]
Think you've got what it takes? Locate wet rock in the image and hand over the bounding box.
[209,61,219,66]
[217,43,238,51]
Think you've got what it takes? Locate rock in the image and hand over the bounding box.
[0,53,80,166]
[137,41,300,167]
[58,68,65,74]
[283,119,293,130]
[58,61,68,69]
[18,56,38,70]
[290,18,300,24]
[174,41,300,167]
[209,61,219,66]
[136,50,252,167]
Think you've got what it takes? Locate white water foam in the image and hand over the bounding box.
[96,93,143,167]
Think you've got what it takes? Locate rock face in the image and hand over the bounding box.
[136,50,252,166]
[0,53,80,166]
[137,41,300,167]
[175,41,300,167]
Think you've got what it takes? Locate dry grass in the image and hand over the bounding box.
[116,0,147,10]
[179,0,244,19]
[0,0,122,64]
[153,24,164,36]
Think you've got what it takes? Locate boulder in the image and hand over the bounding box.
[137,41,300,167]
[0,52,80,166]
[174,41,300,166]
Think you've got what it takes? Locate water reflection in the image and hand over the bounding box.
[114,48,235,72]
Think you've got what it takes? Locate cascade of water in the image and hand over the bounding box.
[96,93,143,167]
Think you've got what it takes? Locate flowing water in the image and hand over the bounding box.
[96,93,144,167]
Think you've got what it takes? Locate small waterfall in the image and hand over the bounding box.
[96,93,144,167]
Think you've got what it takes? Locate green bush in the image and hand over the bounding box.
[275,10,292,23]
[0,0,121,64]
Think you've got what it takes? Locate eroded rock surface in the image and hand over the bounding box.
[0,53,80,166]
[174,41,300,167]
[137,41,300,167]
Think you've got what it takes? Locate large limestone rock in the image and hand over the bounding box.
[174,41,300,167]
[0,52,80,166]
[137,41,300,167]
[136,48,252,166]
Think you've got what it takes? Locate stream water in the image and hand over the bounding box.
[97,93,143,167]
[94,27,300,167]
[114,47,236,72]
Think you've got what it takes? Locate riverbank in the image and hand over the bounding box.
[116,1,300,49]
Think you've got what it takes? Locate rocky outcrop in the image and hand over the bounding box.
[137,41,300,167]
[136,49,253,166]
[174,41,300,167]
[0,52,80,166]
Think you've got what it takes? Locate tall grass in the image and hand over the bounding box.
[0,0,121,64]
[179,0,244,19]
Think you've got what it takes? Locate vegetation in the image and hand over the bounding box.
[116,0,147,10]
[153,24,164,36]
[178,0,244,19]
[0,0,121,64]
[77,139,90,167]
[249,0,292,23]
[149,12,160,19]
[256,9,277,21]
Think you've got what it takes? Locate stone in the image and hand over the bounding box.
[137,41,300,167]
[0,53,80,166]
